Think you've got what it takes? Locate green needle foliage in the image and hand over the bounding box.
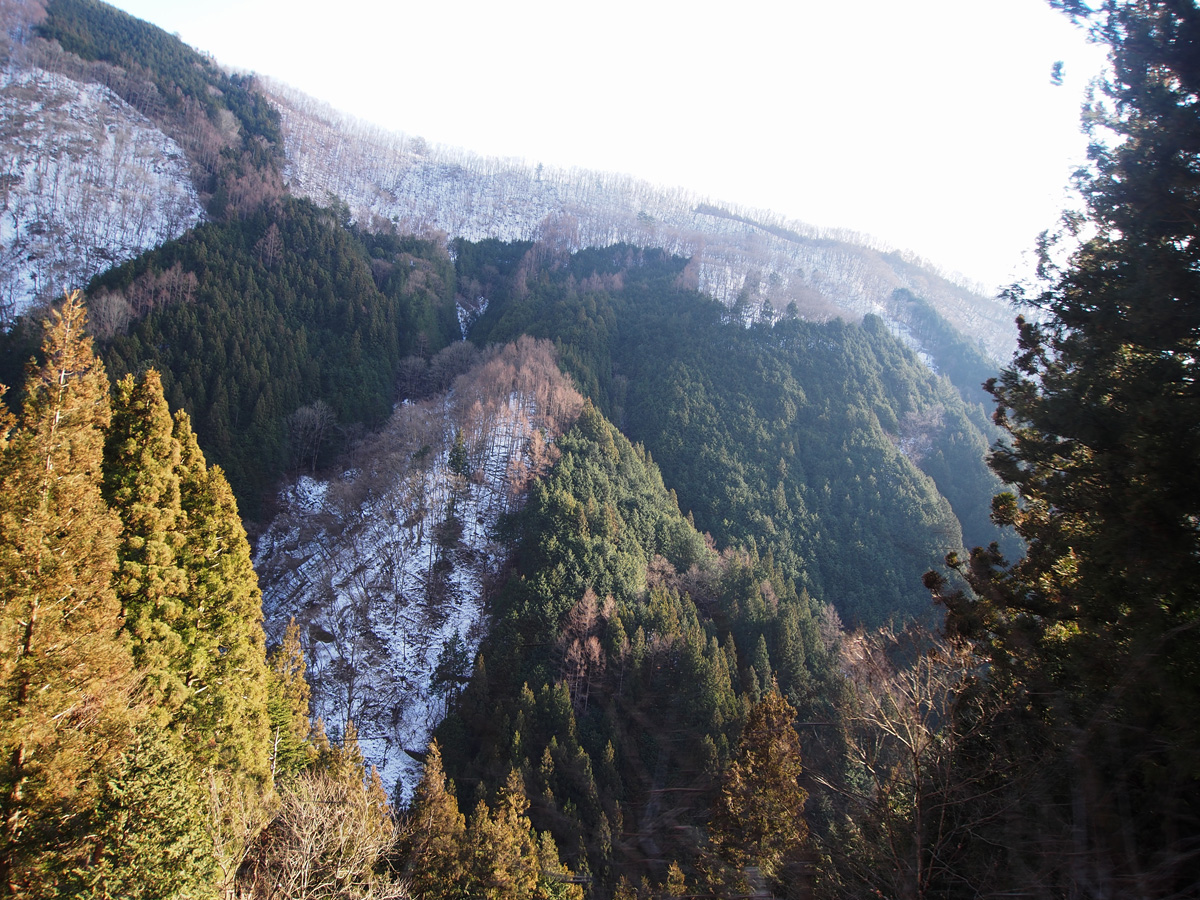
[105,371,189,720]
[76,732,216,900]
[0,294,135,895]
[703,686,808,897]
[104,365,273,783]
[928,1,1200,893]
[434,400,839,894]
[0,293,284,897]
[88,199,457,516]
[466,241,1006,626]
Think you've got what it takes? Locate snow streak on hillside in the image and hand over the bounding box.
[256,339,583,801]
[266,82,1015,361]
[0,66,202,320]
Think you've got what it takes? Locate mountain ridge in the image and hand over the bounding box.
[266,78,1016,361]
[0,0,1013,368]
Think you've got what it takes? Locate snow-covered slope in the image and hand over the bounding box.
[0,41,1010,360]
[0,66,202,320]
[256,339,583,801]
[267,81,1015,361]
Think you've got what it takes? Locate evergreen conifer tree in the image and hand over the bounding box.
[104,371,189,721]
[75,732,216,900]
[102,367,273,780]
[0,292,134,894]
[464,769,541,900]
[171,408,275,891]
[704,685,807,896]
[267,618,315,781]
[0,294,314,895]
[928,1,1200,891]
[400,740,468,898]
[448,427,469,479]
[173,410,272,779]
[99,366,275,891]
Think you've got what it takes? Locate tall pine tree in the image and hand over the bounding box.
[104,370,189,721]
[0,293,283,895]
[703,685,808,898]
[172,403,275,891]
[930,2,1200,893]
[102,369,276,892]
[0,293,134,894]
[398,740,468,898]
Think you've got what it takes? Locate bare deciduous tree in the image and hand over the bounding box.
[289,400,337,474]
[815,626,1009,899]
[555,588,607,713]
[238,762,405,900]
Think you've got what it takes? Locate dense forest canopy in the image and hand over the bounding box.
[466,242,1010,626]
[34,0,285,214]
[89,200,459,512]
[433,400,840,894]
[0,0,1196,898]
[37,0,280,146]
[1,198,459,516]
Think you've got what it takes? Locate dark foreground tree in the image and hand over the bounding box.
[929,2,1200,894]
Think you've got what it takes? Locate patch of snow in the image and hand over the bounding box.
[455,294,488,339]
[289,475,328,512]
[883,316,939,373]
[256,344,580,803]
[0,66,203,319]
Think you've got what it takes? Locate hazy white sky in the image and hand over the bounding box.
[106,0,1108,291]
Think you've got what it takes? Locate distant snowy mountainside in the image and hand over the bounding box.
[267,81,1015,361]
[0,32,1012,362]
[0,66,202,319]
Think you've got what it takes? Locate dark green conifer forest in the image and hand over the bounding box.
[926,0,1200,892]
[465,243,1011,626]
[0,0,1197,897]
[91,201,459,513]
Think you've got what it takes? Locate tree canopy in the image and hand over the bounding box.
[465,241,1009,626]
[929,1,1200,893]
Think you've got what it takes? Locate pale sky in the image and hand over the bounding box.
[106,0,1108,291]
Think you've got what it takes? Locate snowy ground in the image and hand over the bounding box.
[256,344,581,803]
[0,66,202,319]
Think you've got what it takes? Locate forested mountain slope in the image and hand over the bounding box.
[256,338,585,805]
[268,80,1015,362]
[0,2,1070,897]
[1,0,1012,369]
[1,197,461,517]
[431,399,843,894]
[89,200,459,513]
[0,0,282,321]
[466,242,1012,626]
[1,0,1195,897]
